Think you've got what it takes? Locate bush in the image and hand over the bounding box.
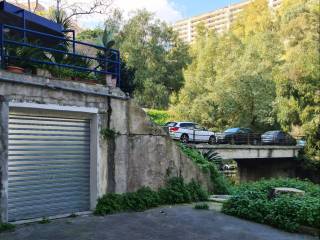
[194,203,209,210]
[159,177,192,204]
[95,178,208,215]
[0,223,15,233]
[145,109,173,125]
[179,144,231,194]
[222,178,320,232]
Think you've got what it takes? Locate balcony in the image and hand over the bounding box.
[0,1,120,87]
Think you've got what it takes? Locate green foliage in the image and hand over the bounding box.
[77,29,104,45]
[5,42,48,72]
[172,0,319,159]
[222,178,320,232]
[118,10,191,108]
[158,178,208,204]
[100,128,118,140]
[39,217,51,224]
[145,109,173,125]
[179,144,231,194]
[194,203,209,210]
[95,178,208,215]
[274,0,320,159]
[0,223,15,233]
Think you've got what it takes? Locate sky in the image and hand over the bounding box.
[16,0,245,27]
[172,0,245,20]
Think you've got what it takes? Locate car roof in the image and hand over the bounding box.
[264,130,281,134]
[177,122,196,124]
[226,127,240,131]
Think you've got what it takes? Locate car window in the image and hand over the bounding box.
[165,122,177,127]
[194,124,206,130]
[265,131,276,135]
[180,123,195,128]
[225,128,239,133]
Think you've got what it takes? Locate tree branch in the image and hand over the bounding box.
[56,0,114,21]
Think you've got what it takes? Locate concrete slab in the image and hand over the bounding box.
[0,205,316,240]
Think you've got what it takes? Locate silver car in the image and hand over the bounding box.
[165,122,216,144]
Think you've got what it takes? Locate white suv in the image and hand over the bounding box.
[165,122,216,144]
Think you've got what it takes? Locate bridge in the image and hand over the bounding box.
[190,144,303,182]
[190,144,301,160]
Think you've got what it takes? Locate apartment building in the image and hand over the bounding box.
[173,0,281,43]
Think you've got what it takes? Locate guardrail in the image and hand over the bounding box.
[0,24,120,85]
[215,132,297,146]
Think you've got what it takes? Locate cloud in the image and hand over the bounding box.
[79,0,183,28]
[18,0,183,28]
[115,0,182,23]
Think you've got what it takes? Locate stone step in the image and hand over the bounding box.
[208,195,231,203]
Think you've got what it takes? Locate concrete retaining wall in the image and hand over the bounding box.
[0,71,212,221]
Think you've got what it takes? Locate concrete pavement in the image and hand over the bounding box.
[0,205,316,240]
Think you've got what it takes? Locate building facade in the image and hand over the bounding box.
[173,0,281,43]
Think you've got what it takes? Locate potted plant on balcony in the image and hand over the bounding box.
[96,27,117,87]
[6,44,47,74]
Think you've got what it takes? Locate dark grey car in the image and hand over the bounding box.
[261,131,296,145]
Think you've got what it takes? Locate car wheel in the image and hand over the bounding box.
[209,136,216,145]
[180,134,189,144]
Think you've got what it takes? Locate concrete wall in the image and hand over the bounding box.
[237,158,296,182]
[193,144,301,160]
[0,96,8,222]
[192,144,302,183]
[110,101,212,192]
[0,71,211,221]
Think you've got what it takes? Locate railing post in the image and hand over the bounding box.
[72,30,75,54]
[23,10,26,42]
[117,51,121,88]
[0,24,4,69]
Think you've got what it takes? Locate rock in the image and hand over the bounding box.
[208,195,231,203]
[268,187,305,199]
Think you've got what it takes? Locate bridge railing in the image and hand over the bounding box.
[215,132,297,146]
[0,24,120,86]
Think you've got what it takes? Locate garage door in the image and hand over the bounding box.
[8,113,90,221]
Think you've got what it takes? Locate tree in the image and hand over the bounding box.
[231,0,274,39]
[118,10,190,108]
[54,0,113,22]
[274,0,320,158]
[172,22,280,131]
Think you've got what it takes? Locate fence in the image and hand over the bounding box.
[215,133,296,146]
[0,24,120,85]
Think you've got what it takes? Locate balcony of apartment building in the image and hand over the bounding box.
[0,1,120,87]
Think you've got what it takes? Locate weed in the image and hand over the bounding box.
[95,177,208,215]
[194,203,209,210]
[0,223,15,233]
[39,218,50,224]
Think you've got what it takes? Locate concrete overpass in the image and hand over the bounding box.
[190,144,303,182]
[191,144,302,160]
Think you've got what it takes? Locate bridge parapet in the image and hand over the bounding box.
[190,144,302,160]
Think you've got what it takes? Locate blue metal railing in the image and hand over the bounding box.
[0,23,121,86]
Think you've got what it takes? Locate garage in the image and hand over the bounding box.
[7,112,91,221]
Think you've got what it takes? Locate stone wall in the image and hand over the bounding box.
[0,71,212,221]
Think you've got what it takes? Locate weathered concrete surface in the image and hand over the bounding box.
[237,158,296,182]
[0,71,213,222]
[194,144,302,182]
[0,96,8,222]
[0,206,315,240]
[193,144,302,159]
[112,101,212,193]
